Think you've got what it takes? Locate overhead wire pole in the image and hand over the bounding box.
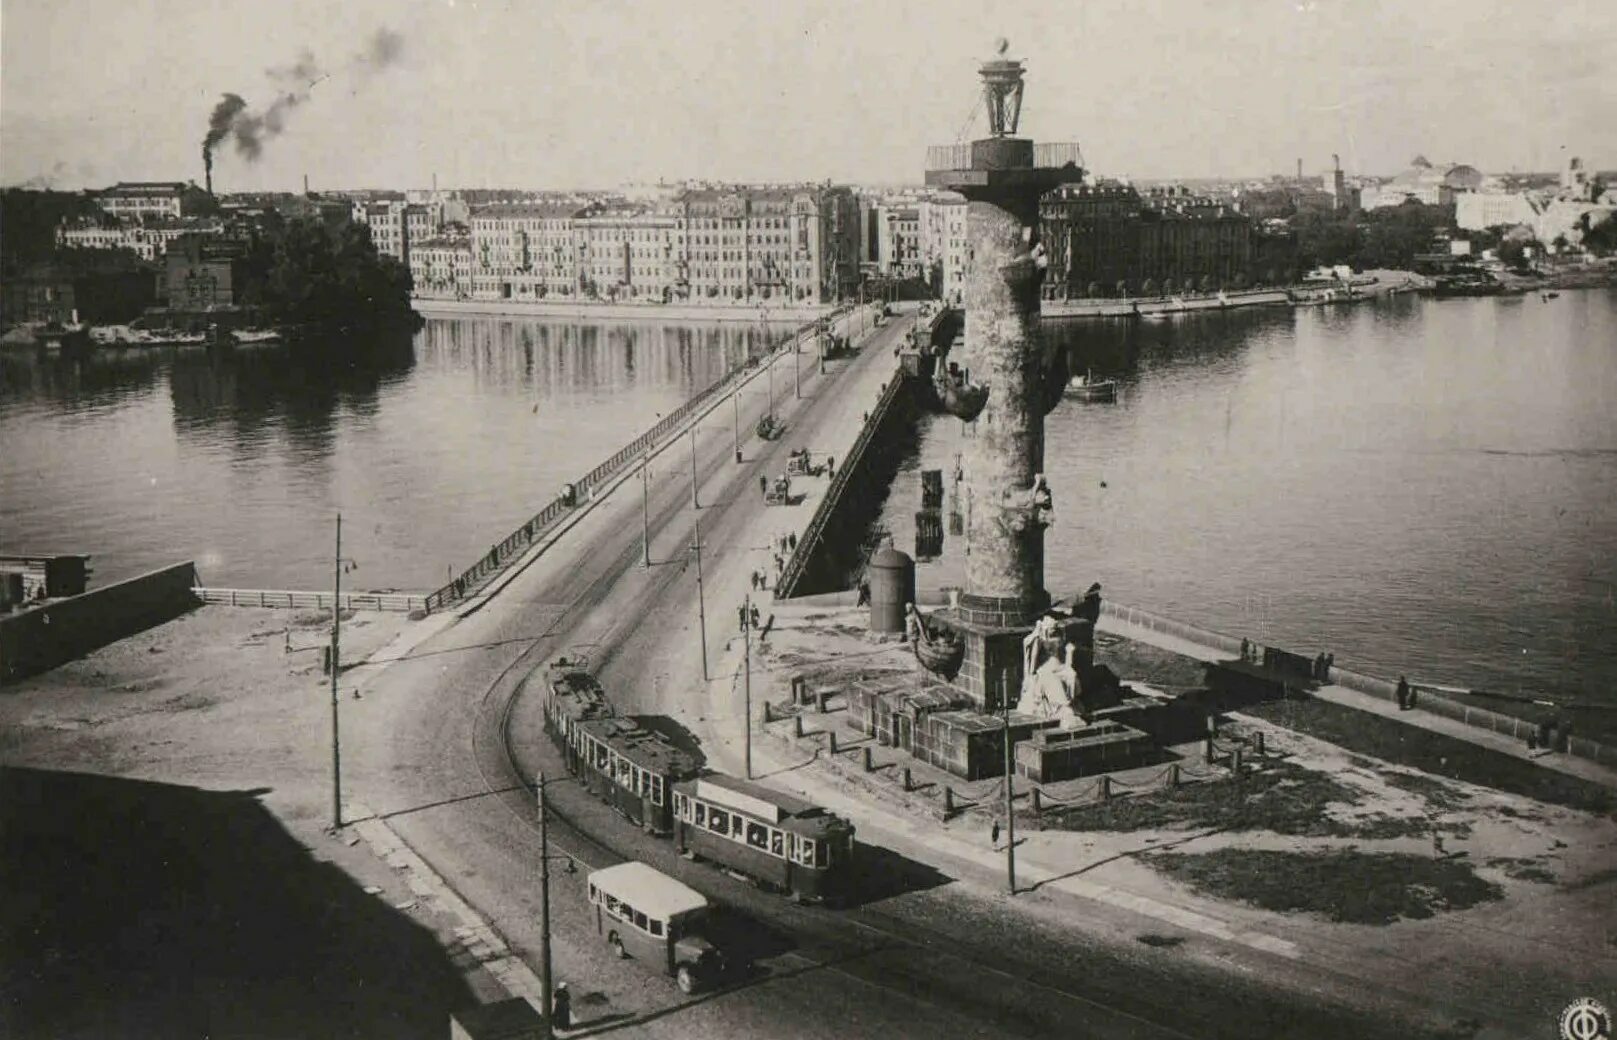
[641,448,652,567]
[1001,673,1017,894]
[329,513,343,831]
[743,595,753,779]
[693,516,709,681]
[536,771,555,1040]
[731,390,741,462]
[688,427,700,509]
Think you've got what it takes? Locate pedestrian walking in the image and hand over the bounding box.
[857,580,871,607]
[552,983,572,1031]
[759,475,768,497]
[990,819,1001,848]
[827,455,836,476]
[739,604,749,633]
[750,604,761,629]
[1396,675,1411,710]
[788,532,797,551]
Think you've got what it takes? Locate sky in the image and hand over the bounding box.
[2,0,1613,193]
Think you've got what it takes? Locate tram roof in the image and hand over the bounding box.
[675,773,851,840]
[577,717,698,775]
[587,861,708,919]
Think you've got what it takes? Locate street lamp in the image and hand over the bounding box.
[692,517,709,682]
[731,390,741,463]
[641,447,652,568]
[741,594,754,780]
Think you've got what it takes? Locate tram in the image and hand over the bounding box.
[672,773,855,903]
[541,658,856,901]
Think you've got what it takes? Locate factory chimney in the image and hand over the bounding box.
[1296,158,1302,181]
[303,173,310,195]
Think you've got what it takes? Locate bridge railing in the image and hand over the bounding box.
[423,304,858,613]
[194,587,427,613]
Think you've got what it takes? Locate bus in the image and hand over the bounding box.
[672,774,856,903]
[586,861,726,994]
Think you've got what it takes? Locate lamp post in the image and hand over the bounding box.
[794,337,801,398]
[536,771,555,1040]
[732,390,741,463]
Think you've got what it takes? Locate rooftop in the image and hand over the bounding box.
[586,861,708,918]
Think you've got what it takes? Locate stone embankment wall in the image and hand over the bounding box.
[0,562,199,684]
[412,298,835,324]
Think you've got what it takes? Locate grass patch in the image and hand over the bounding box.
[1094,635,1207,689]
[1246,697,1616,816]
[1149,847,1504,924]
[1380,770,1471,812]
[1048,761,1432,838]
[1485,857,1556,884]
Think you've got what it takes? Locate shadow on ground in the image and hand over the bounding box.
[0,767,474,1039]
[838,840,953,908]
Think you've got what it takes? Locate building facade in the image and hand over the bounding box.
[1041,182,1267,298]
[160,235,249,310]
[57,217,224,262]
[408,236,474,299]
[874,205,922,278]
[469,202,581,300]
[95,182,214,222]
[918,194,968,303]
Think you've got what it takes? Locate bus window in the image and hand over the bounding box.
[649,918,664,937]
[634,910,649,931]
[770,831,784,857]
[746,822,768,850]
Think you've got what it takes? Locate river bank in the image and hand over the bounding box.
[411,296,837,323]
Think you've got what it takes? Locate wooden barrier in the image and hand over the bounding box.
[194,587,426,613]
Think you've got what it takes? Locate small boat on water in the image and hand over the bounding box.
[231,328,283,344]
[1065,369,1117,403]
[1541,291,1560,301]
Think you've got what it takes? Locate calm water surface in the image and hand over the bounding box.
[880,289,1617,702]
[5,295,1614,702]
[1,317,789,592]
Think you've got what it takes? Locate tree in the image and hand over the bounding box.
[246,217,419,335]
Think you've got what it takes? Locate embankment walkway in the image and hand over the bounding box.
[1096,606,1617,790]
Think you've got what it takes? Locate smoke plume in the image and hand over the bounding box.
[199,27,405,179]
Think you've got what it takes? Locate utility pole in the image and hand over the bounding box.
[731,390,741,463]
[330,513,342,832]
[641,448,651,567]
[767,356,775,417]
[692,516,709,681]
[794,337,802,398]
[1001,673,1016,895]
[536,771,555,1040]
[689,427,700,509]
[743,595,753,779]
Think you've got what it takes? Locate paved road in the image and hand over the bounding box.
[347,308,1455,1039]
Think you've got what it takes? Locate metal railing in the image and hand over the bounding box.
[774,365,908,599]
[194,587,427,613]
[422,304,857,613]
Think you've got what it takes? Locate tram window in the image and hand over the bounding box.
[746,822,768,849]
[813,842,826,868]
[770,831,784,857]
[652,775,664,805]
[707,810,727,834]
[694,804,706,827]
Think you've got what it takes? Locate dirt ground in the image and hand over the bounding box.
[743,605,1617,1027]
[0,605,499,1040]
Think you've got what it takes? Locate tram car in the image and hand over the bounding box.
[672,773,855,903]
[569,717,698,836]
[545,659,614,764]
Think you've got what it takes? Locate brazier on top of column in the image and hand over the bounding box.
[921,42,1085,711]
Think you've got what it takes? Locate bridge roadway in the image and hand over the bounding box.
[347,306,1445,1039]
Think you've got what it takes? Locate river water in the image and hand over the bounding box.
[879,289,1617,703]
[0,317,789,594]
[4,294,1614,701]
